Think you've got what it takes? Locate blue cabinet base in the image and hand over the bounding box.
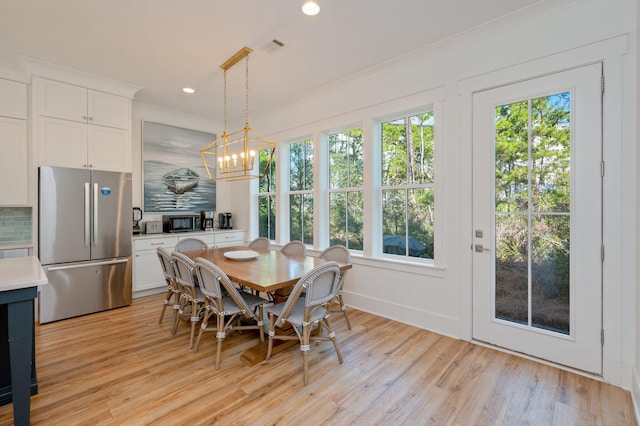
[0,287,37,426]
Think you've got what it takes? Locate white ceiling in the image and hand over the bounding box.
[0,0,543,121]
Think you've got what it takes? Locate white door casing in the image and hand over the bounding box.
[472,63,602,374]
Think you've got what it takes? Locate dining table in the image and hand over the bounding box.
[181,245,352,365]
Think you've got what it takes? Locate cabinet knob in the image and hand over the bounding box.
[82,115,88,120]
[88,116,93,121]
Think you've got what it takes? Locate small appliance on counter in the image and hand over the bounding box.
[144,221,163,234]
[201,211,215,231]
[133,207,142,235]
[218,212,232,229]
[163,214,201,233]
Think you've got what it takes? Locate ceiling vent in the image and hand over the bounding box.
[260,39,285,53]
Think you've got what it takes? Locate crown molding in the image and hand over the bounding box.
[19,56,141,98]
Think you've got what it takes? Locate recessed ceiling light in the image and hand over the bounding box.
[182,87,195,94]
[302,1,320,16]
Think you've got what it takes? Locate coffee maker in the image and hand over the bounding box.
[218,212,232,229]
[201,211,215,231]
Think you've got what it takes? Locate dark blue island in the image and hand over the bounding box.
[0,256,47,426]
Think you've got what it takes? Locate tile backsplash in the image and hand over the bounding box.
[0,207,32,243]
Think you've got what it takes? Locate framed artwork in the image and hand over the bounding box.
[142,121,216,213]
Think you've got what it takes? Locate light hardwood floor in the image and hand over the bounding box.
[0,294,636,425]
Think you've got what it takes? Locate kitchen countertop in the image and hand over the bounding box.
[0,241,33,251]
[0,256,48,292]
[133,229,243,240]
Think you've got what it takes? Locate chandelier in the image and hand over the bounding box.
[200,47,276,181]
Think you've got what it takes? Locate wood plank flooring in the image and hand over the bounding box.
[0,294,636,425]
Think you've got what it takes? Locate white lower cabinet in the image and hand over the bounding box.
[132,231,244,293]
[133,236,179,292]
[215,231,245,247]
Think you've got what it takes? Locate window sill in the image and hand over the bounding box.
[350,253,445,278]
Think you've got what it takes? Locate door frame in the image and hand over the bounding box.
[471,63,603,374]
[456,35,627,385]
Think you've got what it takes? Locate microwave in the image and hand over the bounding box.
[162,214,201,233]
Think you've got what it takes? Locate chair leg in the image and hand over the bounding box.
[301,324,311,386]
[172,296,180,326]
[258,306,265,342]
[193,309,211,353]
[324,317,343,364]
[158,288,173,324]
[172,295,187,335]
[266,313,275,360]
[338,294,352,330]
[189,300,200,349]
[215,314,225,370]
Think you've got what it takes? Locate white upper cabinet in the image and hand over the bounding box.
[0,79,27,119]
[36,77,133,172]
[38,79,130,129]
[88,90,131,129]
[0,116,28,205]
[0,79,29,206]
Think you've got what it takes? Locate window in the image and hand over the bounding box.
[381,111,434,259]
[257,149,276,240]
[329,128,364,250]
[289,139,313,244]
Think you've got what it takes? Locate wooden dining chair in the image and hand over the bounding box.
[170,252,205,348]
[156,247,181,325]
[265,262,343,385]
[320,245,352,330]
[248,237,271,250]
[175,237,208,252]
[193,257,270,369]
[281,240,306,256]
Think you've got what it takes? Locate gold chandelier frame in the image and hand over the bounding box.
[200,47,276,181]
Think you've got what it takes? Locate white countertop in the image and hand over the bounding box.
[133,229,243,240]
[0,256,48,292]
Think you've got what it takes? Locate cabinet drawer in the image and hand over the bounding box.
[186,234,215,246]
[214,231,244,245]
[134,236,179,251]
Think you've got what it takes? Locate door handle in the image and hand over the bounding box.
[475,244,490,252]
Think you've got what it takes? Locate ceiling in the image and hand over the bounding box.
[0,0,544,121]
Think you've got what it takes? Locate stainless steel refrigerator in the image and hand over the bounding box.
[38,166,132,323]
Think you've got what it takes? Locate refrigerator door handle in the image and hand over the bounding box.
[47,258,129,271]
[84,182,91,247]
[93,182,99,246]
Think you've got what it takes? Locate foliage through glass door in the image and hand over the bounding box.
[494,93,571,335]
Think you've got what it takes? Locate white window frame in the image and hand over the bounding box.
[288,138,314,245]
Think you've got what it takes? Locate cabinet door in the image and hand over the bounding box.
[38,79,87,122]
[88,91,130,129]
[0,79,27,119]
[38,116,88,168]
[0,117,28,205]
[134,250,166,291]
[87,125,131,172]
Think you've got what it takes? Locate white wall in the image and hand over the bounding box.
[635,0,640,416]
[241,0,637,388]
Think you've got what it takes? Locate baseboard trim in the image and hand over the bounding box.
[632,367,640,425]
[344,291,460,339]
